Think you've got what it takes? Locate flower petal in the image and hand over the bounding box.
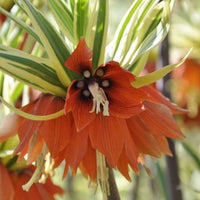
[117,148,131,181]
[64,38,93,75]
[140,100,185,139]
[39,97,71,158]
[0,163,14,200]
[65,80,95,131]
[63,124,89,170]
[89,114,124,167]
[126,115,162,157]
[79,142,97,181]
[100,61,147,118]
[141,85,187,114]
[121,120,139,173]
[14,94,53,156]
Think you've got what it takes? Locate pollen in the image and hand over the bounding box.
[96,68,105,77]
[101,79,110,88]
[88,81,109,116]
[82,89,91,97]
[83,69,91,78]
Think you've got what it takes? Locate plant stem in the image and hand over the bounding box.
[156,35,183,200]
[107,165,121,200]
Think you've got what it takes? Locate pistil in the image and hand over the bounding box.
[88,81,109,116]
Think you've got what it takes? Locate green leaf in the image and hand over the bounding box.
[21,0,78,86]
[132,49,191,88]
[0,51,67,97]
[92,0,108,69]
[48,0,75,43]
[130,52,149,76]
[0,6,42,44]
[109,0,172,73]
[74,0,89,42]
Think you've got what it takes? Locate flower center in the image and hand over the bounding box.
[88,81,109,116]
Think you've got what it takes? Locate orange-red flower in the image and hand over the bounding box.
[171,58,200,125]
[60,38,185,180]
[0,163,63,200]
[0,38,186,183]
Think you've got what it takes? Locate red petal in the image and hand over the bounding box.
[64,38,93,75]
[63,125,89,170]
[0,163,14,200]
[140,100,185,139]
[100,61,136,82]
[117,148,131,181]
[27,134,44,164]
[122,121,139,173]
[11,166,63,200]
[39,97,71,158]
[126,115,162,157]
[154,136,172,156]
[79,142,97,181]
[65,80,95,131]
[100,61,147,118]
[89,115,124,167]
[141,85,187,114]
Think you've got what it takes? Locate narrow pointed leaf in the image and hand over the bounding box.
[21,0,79,86]
[132,49,192,88]
[48,0,75,43]
[0,7,42,44]
[92,0,108,69]
[0,97,64,121]
[0,51,66,96]
[74,0,89,42]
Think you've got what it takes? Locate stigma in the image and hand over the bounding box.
[88,81,109,116]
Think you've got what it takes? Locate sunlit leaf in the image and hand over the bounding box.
[132,49,191,88]
[109,0,172,73]
[0,6,42,44]
[21,0,78,86]
[92,0,108,69]
[74,0,89,42]
[0,51,66,96]
[48,0,75,43]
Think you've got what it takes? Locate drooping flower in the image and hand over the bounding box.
[0,38,186,186]
[0,163,63,200]
[171,58,200,125]
[61,38,185,180]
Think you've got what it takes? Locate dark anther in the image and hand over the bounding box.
[95,68,105,77]
[82,89,91,97]
[76,80,85,88]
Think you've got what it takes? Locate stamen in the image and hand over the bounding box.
[88,81,109,116]
[83,70,91,78]
[96,68,105,77]
[101,80,110,88]
[76,80,85,88]
[82,89,91,97]
[22,144,48,191]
